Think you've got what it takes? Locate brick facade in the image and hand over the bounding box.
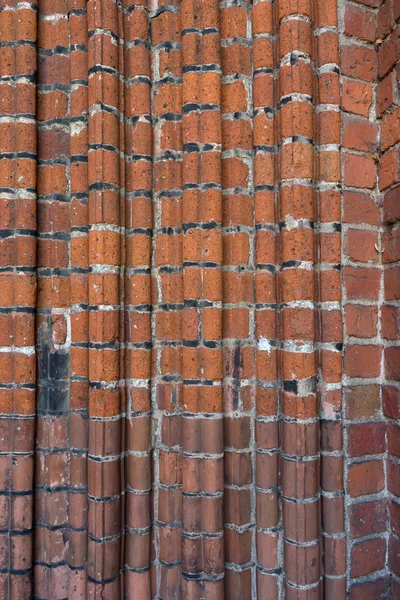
[0,0,399,597]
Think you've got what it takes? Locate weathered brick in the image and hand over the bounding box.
[0,0,399,597]
[341,45,378,82]
[380,147,400,189]
[344,3,376,41]
[343,115,378,152]
[343,153,377,188]
[342,79,373,116]
[377,72,397,116]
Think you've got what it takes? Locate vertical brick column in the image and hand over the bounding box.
[378,0,400,595]
[68,0,89,596]
[315,0,345,596]
[150,0,183,596]
[180,0,224,597]
[252,0,281,598]
[0,0,37,597]
[123,0,153,597]
[67,0,89,600]
[220,1,255,597]
[276,0,321,596]
[35,0,72,596]
[340,0,388,596]
[68,2,89,600]
[86,0,123,594]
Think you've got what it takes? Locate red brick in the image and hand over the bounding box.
[343,116,378,152]
[383,229,400,263]
[380,148,400,190]
[351,538,386,577]
[388,457,400,495]
[378,0,394,39]
[344,344,382,378]
[348,422,387,456]
[388,422,400,457]
[344,229,378,262]
[385,266,400,300]
[384,187,400,222]
[378,28,400,78]
[341,45,378,82]
[389,535,400,577]
[345,305,378,337]
[344,191,381,225]
[317,110,340,145]
[253,1,273,34]
[382,106,400,151]
[344,3,376,42]
[383,385,400,418]
[345,385,380,419]
[381,305,400,339]
[344,266,381,300]
[348,460,385,496]
[385,346,400,380]
[343,153,377,188]
[349,579,389,600]
[342,79,373,116]
[349,500,387,538]
[377,72,396,117]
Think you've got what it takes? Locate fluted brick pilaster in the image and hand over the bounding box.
[0,0,398,597]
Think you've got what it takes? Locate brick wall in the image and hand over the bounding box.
[378,0,400,594]
[0,0,398,598]
[341,0,387,595]
[340,0,400,595]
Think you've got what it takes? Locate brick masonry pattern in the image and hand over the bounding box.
[0,0,399,598]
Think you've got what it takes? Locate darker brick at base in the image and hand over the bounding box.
[0,0,399,598]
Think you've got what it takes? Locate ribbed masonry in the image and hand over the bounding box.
[0,0,399,598]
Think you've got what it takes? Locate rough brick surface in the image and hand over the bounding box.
[0,0,399,598]
[377,1,400,598]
